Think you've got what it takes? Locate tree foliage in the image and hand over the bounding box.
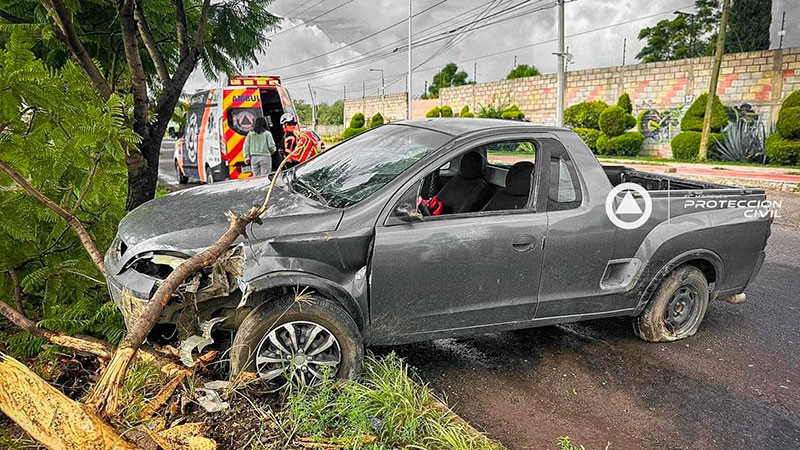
[724,0,771,53]
[506,64,541,80]
[636,1,720,63]
[425,63,472,99]
[0,30,137,355]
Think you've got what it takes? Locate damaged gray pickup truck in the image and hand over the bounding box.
[106,119,771,390]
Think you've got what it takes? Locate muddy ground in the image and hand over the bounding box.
[160,142,800,449]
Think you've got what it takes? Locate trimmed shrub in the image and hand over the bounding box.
[342,126,367,140]
[369,113,384,128]
[425,106,440,118]
[766,133,800,166]
[670,131,723,160]
[617,92,633,114]
[783,90,800,109]
[500,105,525,120]
[574,128,603,153]
[680,93,729,132]
[459,105,470,117]
[596,132,645,156]
[776,106,800,139]
[626,113,637,130]
[349,112,365,128]
[599,106,633,137]
[564,100,608,129]
[461,111,475,118]
[440,105,454,117]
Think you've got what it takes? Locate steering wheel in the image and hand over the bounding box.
[418,200,432,217]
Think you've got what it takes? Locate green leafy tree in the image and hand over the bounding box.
[426,63,472,98]
[294,100,313,126]
[725,0,771,53]
[506,64,541,80]
[0,30,137,356]
[636,1,720,63]
[0,0,281,210]
[564,101,609,130]
[318,100,345,125]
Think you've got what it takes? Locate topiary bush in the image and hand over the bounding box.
[564,100,608,129]
[461,111,475,118]
[617,92,633,114]
[459,105,471,117]
[776,107,800,139]
[596,132,645,156]
[782,90,800,109]
[500,105,525,120]
[670,131,724,160]
[680,93,729,132]
[369,112,384,128]
[599,106,634,137]
[574,128,603,153]
[440,105,454,117]
[342,126,367,140]
[765,133,800,165]
[349,112,365,128]
[425,106,440,118]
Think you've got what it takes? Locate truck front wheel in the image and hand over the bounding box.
[230,293,363,391]
[635,265,709,342]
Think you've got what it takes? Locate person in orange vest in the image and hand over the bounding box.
[280,113,320,166]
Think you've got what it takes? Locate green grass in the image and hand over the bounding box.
[271,353,504,450]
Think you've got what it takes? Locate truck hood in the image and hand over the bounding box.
[117,176,342,252]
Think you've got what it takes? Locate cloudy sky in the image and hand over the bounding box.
[187,0,800,104]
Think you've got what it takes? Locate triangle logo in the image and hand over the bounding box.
[616,191,643,215]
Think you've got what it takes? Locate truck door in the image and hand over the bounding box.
[369,136,548,343]
[222,87,263,179]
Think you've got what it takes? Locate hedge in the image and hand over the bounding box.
[500,105,525,120]
[459,105,471,117]
[564,100,608,129]
[766,133,800,166]
[776,106,800,139]
[425,106,440,118]
[599,106,633,137]
[574,128,603,153]
[670,131,723,160]
[342,126,367,140]
[349,112,365,129]
[596,132,645,156]
[617,92,633,114]
[783,90,800,109]
[441,105,454,117]
[369,113,384,128]
[680,93,729,132]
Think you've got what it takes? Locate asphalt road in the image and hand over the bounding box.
[158,140,800,449]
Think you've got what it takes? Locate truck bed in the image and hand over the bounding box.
[602,165,752,192]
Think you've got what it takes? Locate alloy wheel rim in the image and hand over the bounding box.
[255,321,341,391]
[664,285,699,333]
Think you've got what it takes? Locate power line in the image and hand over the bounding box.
[269,0,355,39]
[279,0,326,19]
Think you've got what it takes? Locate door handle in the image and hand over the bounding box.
[511,235,536,252]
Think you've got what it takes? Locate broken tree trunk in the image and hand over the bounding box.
[88,152,300,415]
[0,353,139,449]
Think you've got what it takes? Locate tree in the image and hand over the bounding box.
[636,1,720,63]
[506,64,541,80]
[318,100,345,125]
[426,62,472,98]
[724,0,771,53]
[0,0,280,210]
[295,100,313,125]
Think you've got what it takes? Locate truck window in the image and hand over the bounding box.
[546,139,582,211]
[227,108,261,135]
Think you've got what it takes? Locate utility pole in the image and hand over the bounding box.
[362,81,365,98]
[424,80,428,98]
[622,38,627,66]
[307,83,317,132]
[343,85,347,126]
[473,62,477,83]
[370,68,385,96]
[555,0,566,127]
[698,0,731,161]
[779,11,786,49]
[514,55,517,68]
[407,0,412,119]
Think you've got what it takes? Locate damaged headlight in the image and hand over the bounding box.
[125,252,189,279]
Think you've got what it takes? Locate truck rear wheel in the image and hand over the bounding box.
[230,293,363,391]
[635,265,709,342]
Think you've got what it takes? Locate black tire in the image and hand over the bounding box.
[205,165,214,184]
[634,265,709,342]
[230,293,363,390]
[175,162,189,184]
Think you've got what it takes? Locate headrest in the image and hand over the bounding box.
[506,161,534,196]
[460,151,486,179]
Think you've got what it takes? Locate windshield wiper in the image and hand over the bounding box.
[291,173,329,206]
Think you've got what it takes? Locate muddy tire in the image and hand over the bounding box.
[634,265,709,342]
[230,293,363,391]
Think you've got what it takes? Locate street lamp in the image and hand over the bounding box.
[370,68,385,96]
[675,10,698,58]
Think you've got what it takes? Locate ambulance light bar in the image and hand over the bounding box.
[228,76,281,87]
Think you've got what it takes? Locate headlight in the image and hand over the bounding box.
[125,252,188,279]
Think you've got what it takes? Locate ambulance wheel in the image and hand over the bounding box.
[205,165,215,184]
[175,162,188,184]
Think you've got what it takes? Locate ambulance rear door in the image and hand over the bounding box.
[222,87,263,179]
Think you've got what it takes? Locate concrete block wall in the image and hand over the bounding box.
[343,93,407,126]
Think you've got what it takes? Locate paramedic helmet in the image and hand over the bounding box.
[280,113,296,126]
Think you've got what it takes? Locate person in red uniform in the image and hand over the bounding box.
[280,113,321,166]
